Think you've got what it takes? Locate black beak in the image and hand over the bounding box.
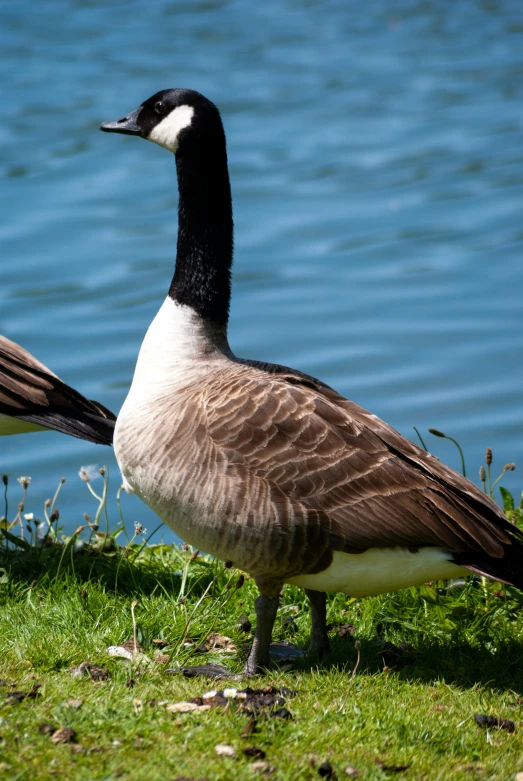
[100,108,141,136]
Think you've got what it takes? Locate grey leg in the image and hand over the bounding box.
[305,589,330,659]
[244,592,280,676]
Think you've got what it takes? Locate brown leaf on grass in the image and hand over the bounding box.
[69,662,110,681]
[155,654,170,664]
[475,714,515,732]
[242,746,266,760]
[215,743,237,758]
[343,767,361,778]
[375,760,410,772]
[120,637,144,655]
[152,638,168,648]
[70,744,85,755]
[206,633,237,652]
[193,685,296,720]
[50,727,76,744]
[6,684,41,704]
[241,691,286,715]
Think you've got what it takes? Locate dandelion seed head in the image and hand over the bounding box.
[79,465,102,483]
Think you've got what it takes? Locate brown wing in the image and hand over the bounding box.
[189,359,521,580]
[0,336,116,445]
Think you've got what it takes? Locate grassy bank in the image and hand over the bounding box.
[1,470,523,780]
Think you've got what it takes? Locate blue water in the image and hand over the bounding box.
[1,0,522,539]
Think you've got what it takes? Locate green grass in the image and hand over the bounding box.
[0,466,522,780]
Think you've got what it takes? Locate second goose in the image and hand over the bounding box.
[101,89,523,675]
[0,336,115,445]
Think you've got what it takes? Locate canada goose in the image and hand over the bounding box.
[101,89,523,675]
[0,336,115,445]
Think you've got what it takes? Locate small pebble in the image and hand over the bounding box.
[50,727,76,744]
[249,761,275,775]
[167,702,199,713]
[64,699,82,710]
[215,743,237,758]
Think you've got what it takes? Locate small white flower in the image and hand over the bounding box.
[23,513,34,521]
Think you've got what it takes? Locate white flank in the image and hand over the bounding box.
[0,413,46,436]
[287,547,467,597]
[147,105,195,153]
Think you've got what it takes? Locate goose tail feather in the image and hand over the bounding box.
[452,542,523,590]
[15,411,115,446]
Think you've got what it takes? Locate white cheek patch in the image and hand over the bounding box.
[147,104,195,153]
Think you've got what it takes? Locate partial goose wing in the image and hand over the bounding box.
[0,336,116,445]
[180,360,522,585]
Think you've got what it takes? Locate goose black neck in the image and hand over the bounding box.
[168,136,233,328]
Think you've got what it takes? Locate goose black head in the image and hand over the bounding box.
[100,88,223,155]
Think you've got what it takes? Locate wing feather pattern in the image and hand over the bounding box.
[162,358,522,583]
[0,336,116,445]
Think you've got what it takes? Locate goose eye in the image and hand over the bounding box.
[154,101,167,115]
